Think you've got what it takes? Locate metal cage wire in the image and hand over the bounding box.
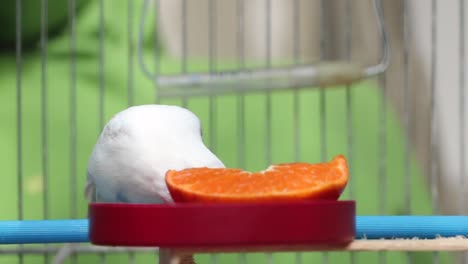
[137,0,390,97]
[2,0,468,264]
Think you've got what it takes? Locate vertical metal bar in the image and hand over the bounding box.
[345,0,354,206]
[293,2,301,264]
[180,0,188,108]
[265,0,273,263]
[266,253,273,264]
[128,253,135,264]
[293,0,301,163]
[98,2,107,262]
[209,0,216,71]
[237,1,247,263]
[40,0,49,227]
[128,0,134,107]
[68,0,78,221]
[430,1,440,263]
[320,2,328,263]
[403,0,411,214]
[99,0,105,129]
[237,0,246,170]
[345,1,356,264]
[265,0,272,165]
[430,0,439,217]
[209,0,217,152]
[127,0,135,261]
[100,254,106,264]
[377,28,388,264]
[16,0,23,263]
[181,0,187,74]
[319,0,327,193]
[180,84,188,108]
[377,1,387,262]
[208,0,217,229]
[402,0,412,263]
[181,97,188,108]
[402,0,411,215]
[68,1,77,263]
[211,254,218,264]
[319,0,328,162]
[320,0,328,62]
[154,0,161,104]
[402,0,411,212]
[460,1,467,262]
[458,0,468,263]
[459,0,466,215]
[40,0,49,262]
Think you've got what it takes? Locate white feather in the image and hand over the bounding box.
[85,104,225,204]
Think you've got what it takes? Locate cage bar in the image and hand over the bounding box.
[15,0,23,263]
[459,0,466,215]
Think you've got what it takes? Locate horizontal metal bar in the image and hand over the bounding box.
[0,217,467,245]
[156,62,365,97]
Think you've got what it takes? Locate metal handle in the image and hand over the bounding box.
[137,0,390,97]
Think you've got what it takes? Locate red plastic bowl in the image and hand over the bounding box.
[89,200,355,250]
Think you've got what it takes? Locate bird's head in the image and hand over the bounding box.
[93,104,223,171]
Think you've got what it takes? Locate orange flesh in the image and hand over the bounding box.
[166,155,348,203]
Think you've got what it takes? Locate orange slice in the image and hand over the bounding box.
[165,155,349,203]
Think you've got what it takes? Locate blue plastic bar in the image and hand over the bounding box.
[0,216,467,244]
[356,216,468,239]
[0,219,88,244]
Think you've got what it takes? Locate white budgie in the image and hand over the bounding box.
[53,105,220,264]
[85,104,225,204]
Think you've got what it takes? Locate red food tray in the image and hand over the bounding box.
[89,200,355,250]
